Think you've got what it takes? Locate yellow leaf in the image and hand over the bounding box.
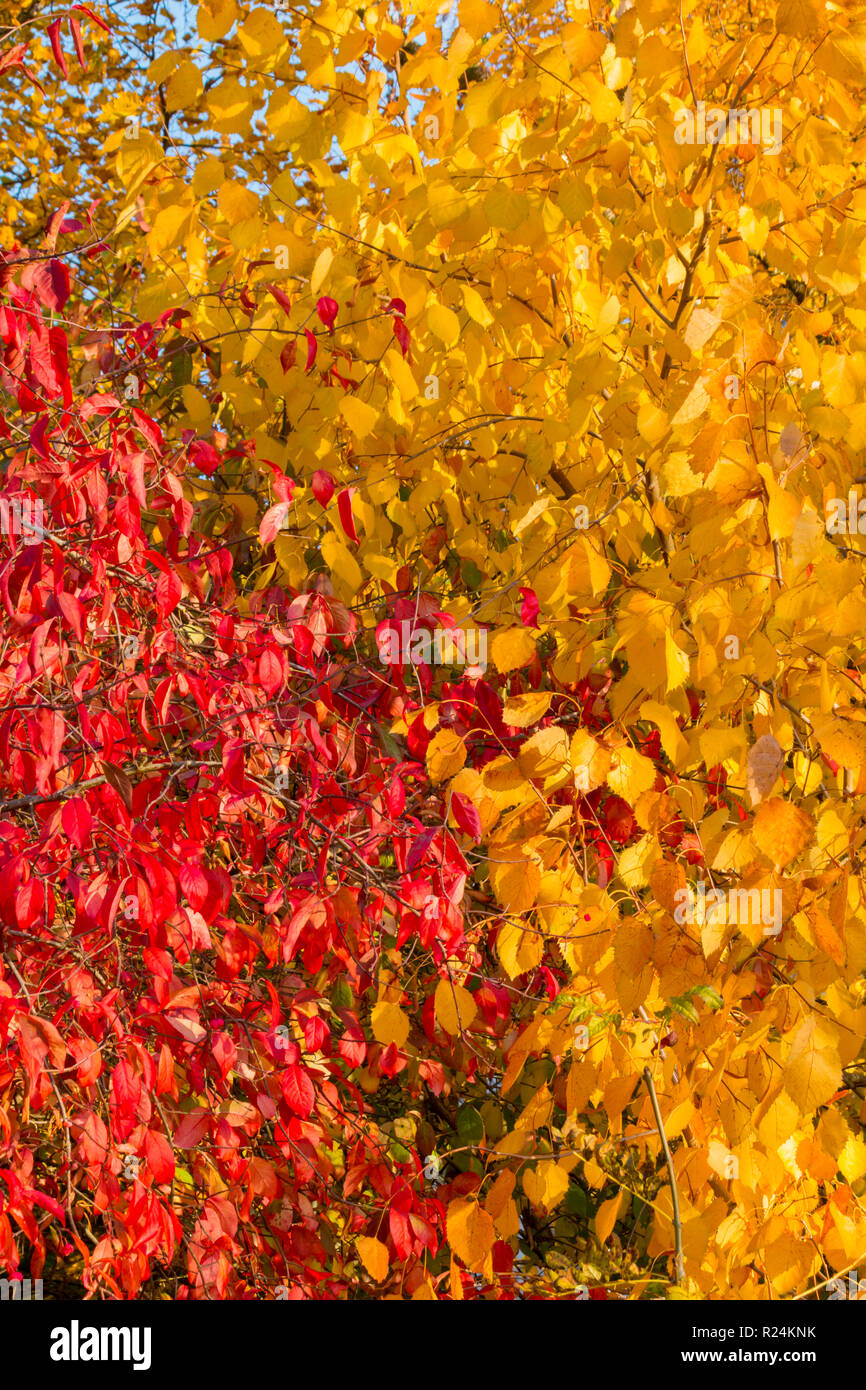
[446,1198,495,1270]
[595,1191,625,1244]
[840,1134,866,1184]
[570,731,610,792]
[356,1236,389,1282]
[583,1156,606,1189]
[165,60,203,112]
[752,799,813,867]
[434,978,477,1035]
[746,734,785,807]
[523,1161,570,1212]
[738,207,770,254]
[502,691,552,727]
[217,180,258,224]
[370,1001,410,1048]
[496,916,544,978]
[484,1169,518,1237]
[812,713,866,770]
[483,186,528,231]
[427,301,461,346]
[614,920,653,974]
[518,726,570,782]
[461,283,493,326]
[663,1100,695,1140]
[310,246,334,296]
[664,629,691,693]
[267,92,311,141]
[582,71,621,123]
[565,535,611,599]
[766,481,801,542]
[783,1017,842,1112]
[207,76,254,135]
[426,728,467,784]
[607,746,657,805]
[491,626,537,673]
[650,860,687,913]
[481,755,527,793]
[566,1060,598,1117]
[321,532,363,597]
[638,700,688,766]
[775,0,825,35]
[616,960,653,1013]
[812,909,845,967]
[147,203,193,258]
[198,0,237,40]
[490,852,542,914]
[339,395,379,440]
[238,8,286,58]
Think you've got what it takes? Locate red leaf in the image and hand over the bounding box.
[29,416,51,459]
[0,44,28,74]
[179,862,209,911]
[393,318,411,358]
[258,649,283,696]
[71,5,112,32]
[304,328,317,373]
[80,391,121,420]
[263,462,295,503]
[16,1016,66,1101]
[100,761,133,812]
[174,1109,209,1148]
[388,775,405,818]
[386,297,407,316]
[188,440,221,475]
[47,19,69,78]
[259,501,291,546]
[311,469,334,507]
[281,1064,315,1117]
[61,796,93,851]
[115,494,141,539]
[602,794,635,844]
[337,487,359,544]
[130,407,162,451]
[210,1031,237,1082]
[518,587,539,626]
[267,284,293,314]
[14,880,44,932]
[279,339,296,373]
[43,201,71,253]
[21,259,71,312]
[143,1129,175,1185]
[69,15,85,67]
[155,569,182,619]
[451,791,482,841]
[338,1015,366,1068]
[57,592,86,641]
[389,1206,413,1260]
[29,1190,66,1223]
[316,296,339,331]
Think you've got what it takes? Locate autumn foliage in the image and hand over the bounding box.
[2,0,866,1302]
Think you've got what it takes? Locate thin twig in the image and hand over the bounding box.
[642,1065,685,1285]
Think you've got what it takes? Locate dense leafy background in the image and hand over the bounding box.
[1,0,866,1300]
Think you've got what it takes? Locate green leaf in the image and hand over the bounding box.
[691,985,724,1011]
[456,1105,485,1145]
[669,994,700,1024]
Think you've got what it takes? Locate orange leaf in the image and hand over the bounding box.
[753,799,813,867]
[446,1197,495,1271]
[595,1191,625,1244]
